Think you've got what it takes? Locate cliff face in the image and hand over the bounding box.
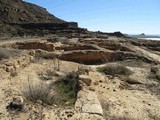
[0,0,65,24]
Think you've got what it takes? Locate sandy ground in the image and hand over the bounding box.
[0,38,160,119]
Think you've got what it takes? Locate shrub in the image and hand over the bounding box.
[23,71,80,106]
[22,77,55,105]
[53,71,80,105]
[148,72,157,80]
[149,66,159,80]
[98,64,132,76]
[117,60,145,68]
[10,71,17,77]
[0,48,21,60]
[0,49,10,60]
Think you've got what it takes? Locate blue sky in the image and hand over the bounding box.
[24,0,160,35]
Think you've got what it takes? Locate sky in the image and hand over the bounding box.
[24,0,160,35]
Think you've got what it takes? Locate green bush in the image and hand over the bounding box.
[54,71,79,105]
[98,64,132,76]
[23,71,80,106]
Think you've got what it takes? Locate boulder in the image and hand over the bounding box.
[75,90,103,116]
[54,71,65,77]
[79,75,92,86]
[6,96,24,111]
[89,86,95,91]
[126,76,144,84]
[4,61,12,66]
[82,103,103,115]
[5,66,14,72]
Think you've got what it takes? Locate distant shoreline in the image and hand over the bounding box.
[138,38,160,41]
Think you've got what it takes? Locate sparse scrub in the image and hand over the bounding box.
[22,76,55,105]
[10,71,17,77]
[117,60,145,68]
[0,52,9,60]
[148,66,158,80]
[0,48,10,60]
[23,71,80,106]
[53,71,80,105]
[146,68,160,96]
[98,64,133,77]
[148,72,157,80]
[0,48,21,60]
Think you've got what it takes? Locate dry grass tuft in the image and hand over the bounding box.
[22,76,55,105]
[98,64,133,77]
[22,71,80,106]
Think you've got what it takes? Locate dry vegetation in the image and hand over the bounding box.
[98,64,133,77]
[0,48,21,60]
[22,77,55,105]
[53,71,79,105]
[22,71,79,106]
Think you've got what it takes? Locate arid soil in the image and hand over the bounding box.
[0,34,160,120]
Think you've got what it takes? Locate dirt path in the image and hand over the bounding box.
[0,37,43,46]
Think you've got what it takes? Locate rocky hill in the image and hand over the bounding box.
[0,0,81,37]
[0,0,65,24]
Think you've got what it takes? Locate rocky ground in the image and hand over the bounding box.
[0,33,160,120]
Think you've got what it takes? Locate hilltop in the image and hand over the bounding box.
[0,0,80,37]
[0,0,64,24]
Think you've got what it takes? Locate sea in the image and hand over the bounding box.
[139,38,160,41]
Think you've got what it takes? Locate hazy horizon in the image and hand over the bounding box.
[24,0,160,35]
